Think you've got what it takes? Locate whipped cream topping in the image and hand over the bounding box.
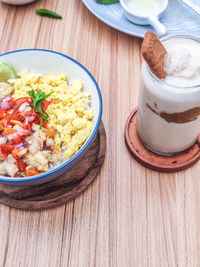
[164,38,200,87]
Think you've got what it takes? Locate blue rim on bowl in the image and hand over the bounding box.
[0,49,103,183]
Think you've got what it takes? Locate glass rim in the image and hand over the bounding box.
[146,34,200,89]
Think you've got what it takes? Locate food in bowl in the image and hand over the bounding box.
[0,69,93,177]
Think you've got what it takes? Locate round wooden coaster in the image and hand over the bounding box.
[0,122,106,210]
[125,108,200,173]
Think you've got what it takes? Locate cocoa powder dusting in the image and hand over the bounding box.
[146,103,200,123]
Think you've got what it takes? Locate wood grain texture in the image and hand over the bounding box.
[0,122,106,210]
[0,0,200,267]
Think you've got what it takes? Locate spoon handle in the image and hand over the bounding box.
[148,17,167,37]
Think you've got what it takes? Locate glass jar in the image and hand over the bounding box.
[137,34,200,155]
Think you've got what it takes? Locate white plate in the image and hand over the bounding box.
[82,0,200,37]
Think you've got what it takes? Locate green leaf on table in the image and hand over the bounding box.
[36,9,62,19]
[96,0,119,4]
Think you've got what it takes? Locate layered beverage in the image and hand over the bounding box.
[137,34,200,155]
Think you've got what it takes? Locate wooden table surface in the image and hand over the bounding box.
[0,1,200,266]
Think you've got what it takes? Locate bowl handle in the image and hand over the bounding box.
[148,17,167,37]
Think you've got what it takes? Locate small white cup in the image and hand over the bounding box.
[120,0,168,37]
[1,0,37,5]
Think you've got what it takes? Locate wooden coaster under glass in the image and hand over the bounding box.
[125,108,200,172]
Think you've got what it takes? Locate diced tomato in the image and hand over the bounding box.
[42,99,53,110]
[12,113,25,122]
[0,118,8,129]
[6,109,13,115]
[0,153,6,160]
[0,144,14,155]
[0,121,4,132]
[3,128,17,135]
[11,134,21,144]
[0,95,52,132]
[12,103,24,115]
[42,121,47,128]
[34,113,40,125]
[14,97,32,104]
[30,110,36,118]
[17,159,27,171]
[26,168,39,176]
[12,111,30,122]
[1,118,8,128]
[9,100,15,109]
[0,142,16,159]
[23,123,31,132]
[5,113,12,124]
[20,136,26,142]
[33,115,48,128]
[0,109,6,119]
[12,98,32,115]
[12,148,21,159]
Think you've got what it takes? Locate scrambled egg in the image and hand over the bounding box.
[9,70,94,159]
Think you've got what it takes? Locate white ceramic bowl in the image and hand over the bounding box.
[1,0,36,4]
[0,49,102,186]
[120,0,168,37]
